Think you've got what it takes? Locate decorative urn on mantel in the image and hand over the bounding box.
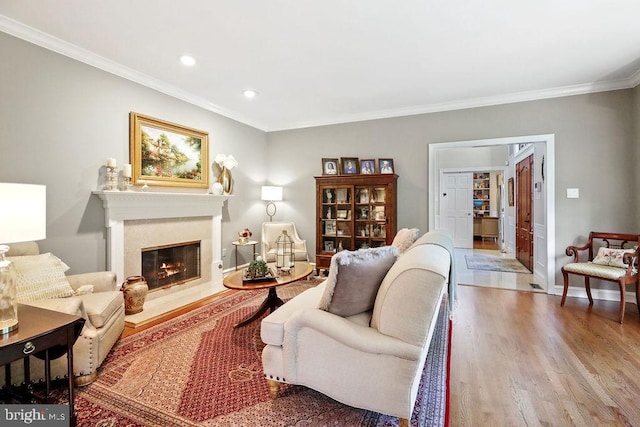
[214,154,238,195]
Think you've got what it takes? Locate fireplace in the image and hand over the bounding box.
[142,241,201,291]
[94,191,229,315]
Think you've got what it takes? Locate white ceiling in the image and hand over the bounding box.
[1,1,640,131]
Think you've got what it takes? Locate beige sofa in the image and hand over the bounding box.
[261,230,455,425]
[3,242,125,386]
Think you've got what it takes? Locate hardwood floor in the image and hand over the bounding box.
[450,285,640,426]
[473,237,500,250]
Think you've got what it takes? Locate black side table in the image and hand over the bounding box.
[0,304,85,426]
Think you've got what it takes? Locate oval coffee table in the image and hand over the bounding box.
[223,261,313,327]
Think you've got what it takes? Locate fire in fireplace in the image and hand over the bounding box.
[142,241,201,291]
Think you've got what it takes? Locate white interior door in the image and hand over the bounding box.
[440,172,473,248]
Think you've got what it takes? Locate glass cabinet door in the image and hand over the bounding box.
[355,186,388,249]
[321,186,352,253]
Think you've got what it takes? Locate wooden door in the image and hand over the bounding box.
[516,155,533,271]
[440,172,473,248]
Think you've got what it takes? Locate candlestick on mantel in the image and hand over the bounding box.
[123,164,132,178]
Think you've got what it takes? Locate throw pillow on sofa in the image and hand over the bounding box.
[318,246,399,317]
[8,252,75,302]
[391,228,420,254]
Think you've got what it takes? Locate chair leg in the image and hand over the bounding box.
[266,379,280,398]
[399,418,409,427]
[561,270,569,306]
[636,281,640,316]
[585,277,593,305]
[618,281,625,324]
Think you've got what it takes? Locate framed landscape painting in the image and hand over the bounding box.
[130,112,209,188]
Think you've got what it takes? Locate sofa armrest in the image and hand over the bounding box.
[284,308,421,361]
[66,271,118,293]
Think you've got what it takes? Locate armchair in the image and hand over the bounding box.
[2,242,125,386]
[261,222,309,263]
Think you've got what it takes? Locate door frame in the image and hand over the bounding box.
[429,134,555,294]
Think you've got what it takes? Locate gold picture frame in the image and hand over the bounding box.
[130,112,209,188]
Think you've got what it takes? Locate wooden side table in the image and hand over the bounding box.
[232,240,259,270]
[0,304,84,426]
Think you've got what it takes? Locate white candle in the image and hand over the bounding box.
[123,163,132,178]
[106,158,116,168]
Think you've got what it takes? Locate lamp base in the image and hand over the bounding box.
[0,320,18,335]
[0,244,19,336]
[265,201,277,222]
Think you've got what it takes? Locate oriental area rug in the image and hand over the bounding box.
[465,254,531,274]
[66,279,450,427]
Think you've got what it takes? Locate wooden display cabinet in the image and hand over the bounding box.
[315,174,398,271]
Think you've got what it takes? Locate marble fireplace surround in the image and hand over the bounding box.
[94,191,229,323]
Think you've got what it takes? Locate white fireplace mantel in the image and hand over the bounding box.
[93,191,229,285]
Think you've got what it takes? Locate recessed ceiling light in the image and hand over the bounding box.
[180,55,196,67]
[243,90,257,99]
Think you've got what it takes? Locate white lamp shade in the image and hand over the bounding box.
[261,186,283,201]
[0,183,46,244]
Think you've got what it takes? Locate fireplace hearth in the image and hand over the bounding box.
[142,241,201,291]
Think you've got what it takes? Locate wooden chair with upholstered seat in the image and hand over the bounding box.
[561,231,640,323]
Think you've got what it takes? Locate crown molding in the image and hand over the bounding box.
[269,77,639,131]
[2,14,638,133]
[0,15,269,131]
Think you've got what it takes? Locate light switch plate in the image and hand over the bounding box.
[566,188,579,198]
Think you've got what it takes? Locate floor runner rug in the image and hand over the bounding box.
[68,280,450,426]
[465,254,530,273]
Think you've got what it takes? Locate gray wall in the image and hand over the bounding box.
[0,32,268,274]
[268,90,637,287]
[2,31,638,289]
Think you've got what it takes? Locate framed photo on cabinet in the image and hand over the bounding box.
[322,158,339,175]
[379,158,394,174]
[360,159,375,174]
[340,157,359,175]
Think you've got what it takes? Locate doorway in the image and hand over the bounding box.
[428,134,556,294]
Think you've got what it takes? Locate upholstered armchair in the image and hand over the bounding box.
[2,242,125,386]
[261,222,309,263]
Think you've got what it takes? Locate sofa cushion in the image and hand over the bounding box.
[592,247,635,268]
[9,253,75,302]
[391,228,420,254]
[318,246,399,317]
[79,291,124,328]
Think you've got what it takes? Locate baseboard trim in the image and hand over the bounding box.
[553,285,638,305]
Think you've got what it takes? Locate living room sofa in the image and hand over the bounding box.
[261,230,455,425]
[2,242,125,386]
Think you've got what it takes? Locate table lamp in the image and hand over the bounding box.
[0,183,47,334]
[261,186,283,222]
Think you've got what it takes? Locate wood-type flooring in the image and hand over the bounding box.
[450,285,640,426]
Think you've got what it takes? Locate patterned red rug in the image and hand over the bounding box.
[69,280,450,426]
